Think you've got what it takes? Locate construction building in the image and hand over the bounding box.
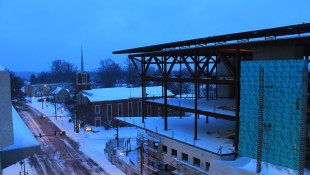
[112,23,310,175]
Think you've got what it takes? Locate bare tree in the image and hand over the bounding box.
[124,59,141,87]
[96,59,124,87]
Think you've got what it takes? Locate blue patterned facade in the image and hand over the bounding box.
[239,60,307,169]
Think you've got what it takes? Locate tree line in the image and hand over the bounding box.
[29,59,141,88]
[8,58,208,104]
[29,58,194,95]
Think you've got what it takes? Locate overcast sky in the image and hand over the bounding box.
[1,0,309,72]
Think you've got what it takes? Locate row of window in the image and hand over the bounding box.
[94,101,154,118]
[162,145,210,170]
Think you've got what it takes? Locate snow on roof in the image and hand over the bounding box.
[117,115,235,154]
[82,86,174,102]
[2,107,40,150]
[52,87,69,94]
[0,107,40,168]
[148,98,236,117]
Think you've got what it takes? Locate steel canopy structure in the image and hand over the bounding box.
[113,23,310,153]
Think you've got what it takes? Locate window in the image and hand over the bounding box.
[118,103,123,117]
[154,142,159,150]
[193,157,200,166]
[95,105,100,114]
[182,153,188,162]
[138,101,142,116]
[206,162,210,170]
[128,102,133,117]
[171,148,177,157]
[82,74,88,84]
[162,145,167,153]
[107,104,112,120]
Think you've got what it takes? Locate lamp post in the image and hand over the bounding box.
[41,84,47,109]
[41,92,43,109]
[61,107,64,116]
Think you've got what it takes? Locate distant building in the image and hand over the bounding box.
[77,86,180,127]
[0,66,40,173]
[24,82,73,97]
[52,87,71,103]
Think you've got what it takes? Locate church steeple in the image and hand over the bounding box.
[76,47,91,93]
[81,46,84,71]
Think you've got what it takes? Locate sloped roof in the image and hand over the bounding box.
[81,86,174,102]
[52,87,69,94]
[0,107,40,168]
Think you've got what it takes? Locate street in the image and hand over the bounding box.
[16,104,107,175]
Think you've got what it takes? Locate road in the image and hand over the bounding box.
[16,104,108,175]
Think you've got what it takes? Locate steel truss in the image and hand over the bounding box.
[128,47,242,144]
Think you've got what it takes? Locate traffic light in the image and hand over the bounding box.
[39,133,42,138]
[59,131,66,136]
[54,131,57,136]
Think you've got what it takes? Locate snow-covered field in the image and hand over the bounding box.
[3,97,140,175]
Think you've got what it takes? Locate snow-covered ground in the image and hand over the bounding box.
[3,97,141,175]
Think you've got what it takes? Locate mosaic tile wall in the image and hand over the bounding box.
[238,60,307,170]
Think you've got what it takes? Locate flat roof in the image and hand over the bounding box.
[146,98,236,121]
[117,116,235,155]
[113,23,310,55]
[81,86,174,102]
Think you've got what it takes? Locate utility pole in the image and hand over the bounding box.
[116,120,119,148]
[41,92,43,109]
[140,142,144,175]
[54,93,57,120]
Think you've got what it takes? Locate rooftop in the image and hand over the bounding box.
[147,98,236,120]
[113,23,310,57]
[117,115,235,155]
[0,107,40,169]
[81,86,174,102]
[52,87,69,94]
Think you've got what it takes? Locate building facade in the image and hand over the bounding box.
[24,83,73,97]
[52,87,71,103]
[77,86,180,127]
[0,66,14,161]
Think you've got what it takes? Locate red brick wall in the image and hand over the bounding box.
[84,99,183,126]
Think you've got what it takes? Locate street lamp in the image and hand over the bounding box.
[61,107,64,119]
